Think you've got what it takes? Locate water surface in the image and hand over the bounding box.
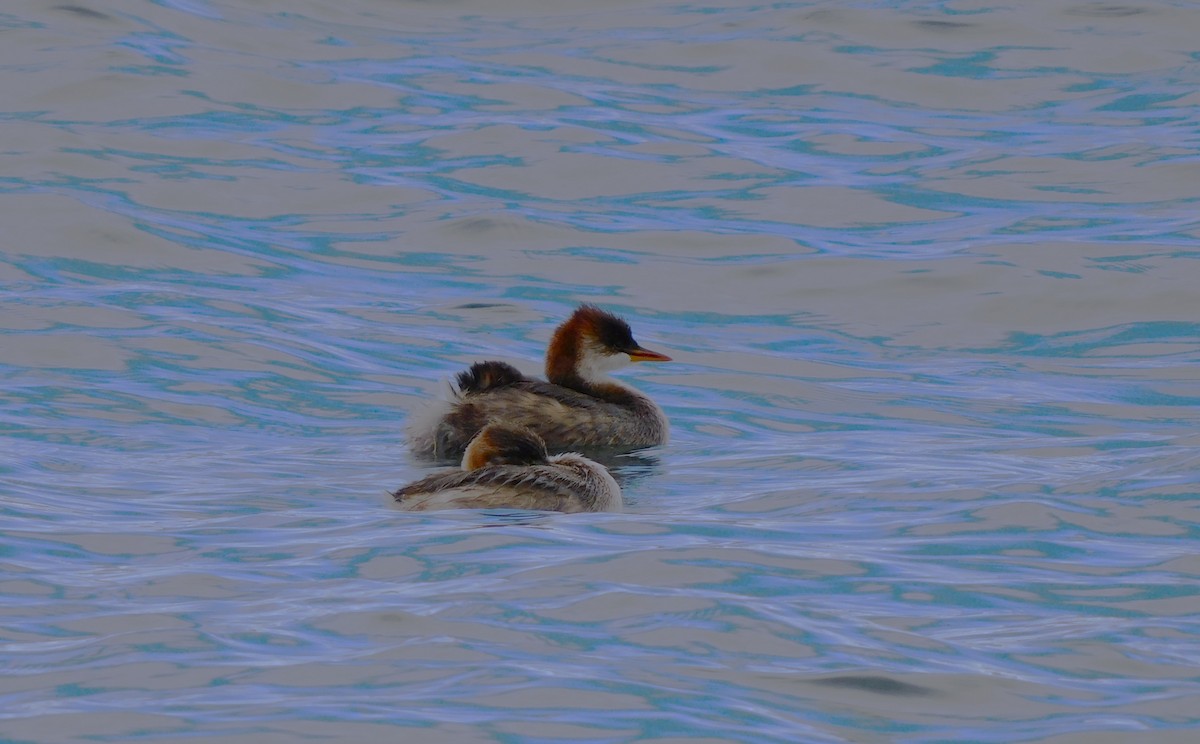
[2,1,1198,741]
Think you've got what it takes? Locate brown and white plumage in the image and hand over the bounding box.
[393,424,622,513]
[407,305,671,460]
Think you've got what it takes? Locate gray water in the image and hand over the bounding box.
[2,1,1199,742]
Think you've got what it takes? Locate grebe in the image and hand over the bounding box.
[393,424,622,512]
[408,304,671,460]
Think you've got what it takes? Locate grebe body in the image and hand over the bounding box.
[394,424,621,513]
[408,305,670,460]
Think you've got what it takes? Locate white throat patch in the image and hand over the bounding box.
[577,341,630,382]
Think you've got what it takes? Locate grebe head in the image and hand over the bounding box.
[546,304,671,385]
[461,423,550,470]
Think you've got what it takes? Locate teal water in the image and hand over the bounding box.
[3,1,1199,742]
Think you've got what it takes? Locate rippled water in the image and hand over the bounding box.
[3,0,1199,741]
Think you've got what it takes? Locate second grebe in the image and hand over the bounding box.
[393,424,622,512]
[408,304,671,460]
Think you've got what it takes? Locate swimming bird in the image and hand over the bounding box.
[393,423,622,512]
[408,304,671,460]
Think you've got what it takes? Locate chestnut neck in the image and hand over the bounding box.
[545,320,583,388]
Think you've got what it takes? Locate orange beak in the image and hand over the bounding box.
[627,346,672,363]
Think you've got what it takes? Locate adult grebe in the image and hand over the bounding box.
[393,424,621,512]
[408,304,671,460]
